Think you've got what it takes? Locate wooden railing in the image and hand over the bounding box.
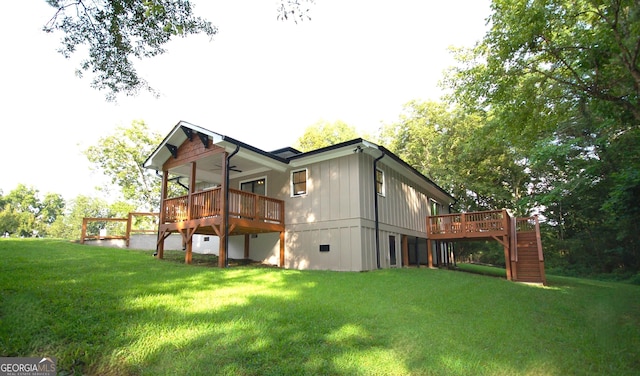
[163,187,284,224]
[81,212,159,245]
[515,217,536,232]
[427,210,510,238]
[516,216,544,261]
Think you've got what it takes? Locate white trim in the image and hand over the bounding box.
[290,168,308,197]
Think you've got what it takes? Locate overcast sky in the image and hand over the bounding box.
[0,0,491,200]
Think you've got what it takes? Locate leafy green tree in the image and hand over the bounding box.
[5,184,42,217]
[43,0,316,100]
[0,206,19,237]
[84,120,163,211]
[43,0,217,100]
[445,0,640,274]
[380,101,530,214]
[41,193,66,225]
[0,185,66,237]
[294,120,360,152]
[49,195,113,240]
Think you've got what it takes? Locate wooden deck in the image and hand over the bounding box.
[428,210,510,240]
[427,210,546,284]
[160,187,285,235]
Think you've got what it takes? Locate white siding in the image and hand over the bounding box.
[228,150,449,271]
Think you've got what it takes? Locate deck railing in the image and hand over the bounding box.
[163,187,284,224]
[81,212,159,245]
[428,210,509,237]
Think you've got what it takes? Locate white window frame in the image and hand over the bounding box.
[291,168,308,197]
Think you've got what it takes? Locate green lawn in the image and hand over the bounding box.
[1,239,639,375]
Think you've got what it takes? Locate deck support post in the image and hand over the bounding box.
[81,218,88,244]
[219,152,228,268]
[502,235,512,281]
[185,238,193,264]
[427,240,434,268]
[244,234,250,259]
[156,170,169,259]
[279,231,285,267]
[183,162,197,264]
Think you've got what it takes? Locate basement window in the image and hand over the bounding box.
[291,168,308,196]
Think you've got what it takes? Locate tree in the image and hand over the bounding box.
[294,120,360,152]
[84,120,164,211]
[0,184,66,237]
[43,0,315,100]
[49,195,112,240]
[445,0,640,274]
[41,193,66,225]
[380,101,530,214]
[277,0,315,23]
[43,0,217,100]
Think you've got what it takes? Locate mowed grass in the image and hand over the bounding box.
[1,240,639,375]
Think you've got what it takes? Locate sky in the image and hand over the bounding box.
[0,0,491,201]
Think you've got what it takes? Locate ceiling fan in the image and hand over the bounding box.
[213,164,243,173]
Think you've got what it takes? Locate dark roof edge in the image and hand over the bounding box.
[286,138,365,160]
[220,134,290,164]
[270,146,302,155]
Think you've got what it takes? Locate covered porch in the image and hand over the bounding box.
[144,122,289,267]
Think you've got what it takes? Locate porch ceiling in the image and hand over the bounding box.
[167,152,273,186]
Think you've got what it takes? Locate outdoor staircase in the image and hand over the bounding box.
[511,218,546,284]
[512,231,545,283]
[427,210,547,285]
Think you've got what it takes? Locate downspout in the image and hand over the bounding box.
[224,144,240,268]
[373,149,385,269]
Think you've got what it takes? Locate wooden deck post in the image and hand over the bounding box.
[427,239,434,268]
[125,213,133,247]
[218,152,228,268]
[184,162,197,264]
[244,234,250,259]
[279,231,285,267]
[157,170,169,259]
[502,235,512,281]
[534,216,547,285]
[81,218,88,244]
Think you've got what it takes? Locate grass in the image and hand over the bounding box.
[0,239,639,375]
[455,263,508,279]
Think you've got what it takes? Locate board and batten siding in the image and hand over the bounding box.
[358,154,443,269]
[375,162,432,235]
[283,153,365,271]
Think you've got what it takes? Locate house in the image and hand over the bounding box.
[143,121,455,271]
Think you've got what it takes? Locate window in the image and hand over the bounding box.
[376,169,385,196]
[240,178,266,195]
[430,199,439,216]
[291,169,308,196]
